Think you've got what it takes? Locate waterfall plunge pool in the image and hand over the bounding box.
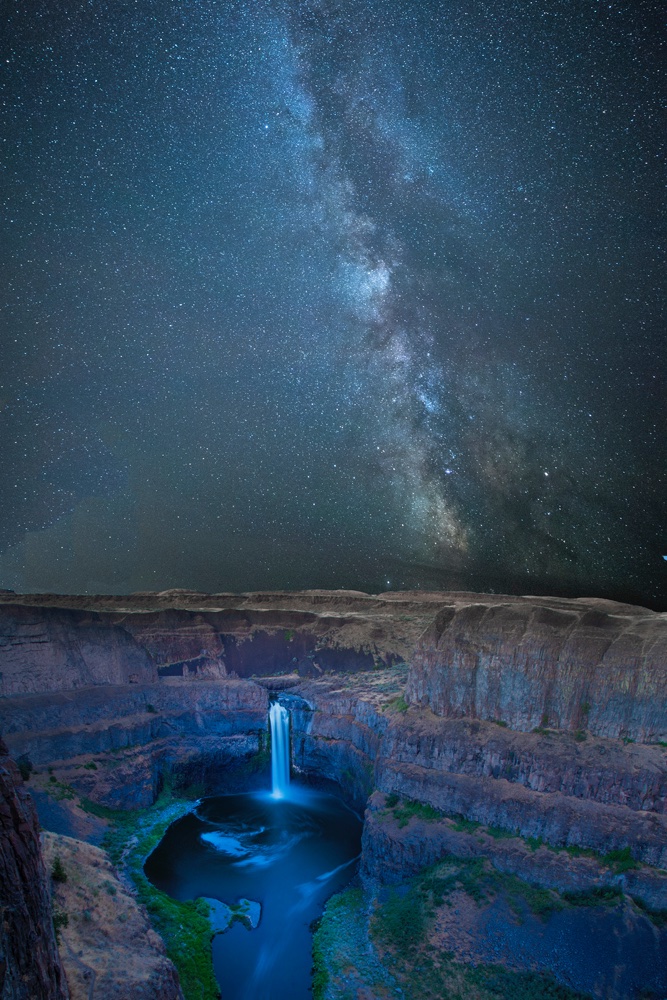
[143,705,362,999]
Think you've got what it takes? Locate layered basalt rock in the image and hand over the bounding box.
[0,738,68,1000]
[407,596,667,741]
[0,679,268,810]
[1,588,666,998]
[289,678,667,896]
[361,791,667,909]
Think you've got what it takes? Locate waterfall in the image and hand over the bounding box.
[269,702,290,799]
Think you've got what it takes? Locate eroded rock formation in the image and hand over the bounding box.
[1,589,666,999]
[0,737,68,1000]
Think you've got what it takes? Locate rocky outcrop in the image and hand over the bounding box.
[407,597,667,741]
[361,792,667,909]
[0,679,268,811]
[41,832,183,1000]
[0,738,68,1000]
[0,590,435,697]
[289,676,667,880]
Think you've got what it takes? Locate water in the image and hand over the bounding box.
[269,702,290,799]
[144,789,362,999]
[144,706,360,997]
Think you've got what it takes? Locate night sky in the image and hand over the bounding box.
[1,1,665,605]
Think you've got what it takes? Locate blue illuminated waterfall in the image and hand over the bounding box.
[269,702,290,799]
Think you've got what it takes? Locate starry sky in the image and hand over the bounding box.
[1,0,665,606]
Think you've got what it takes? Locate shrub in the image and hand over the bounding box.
[17,755,32,781]
[385,694,409,713]
[602,846,639,873]
[52,910,69,942]
[451,814,481,834]
[51,856,67,884]
[562,886,622,907]
[632,896,667,927]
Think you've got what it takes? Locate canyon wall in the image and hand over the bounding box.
[407,597,667,741]
[0,737,68,1000]
[1,587,666,998]
[1,590,664,741]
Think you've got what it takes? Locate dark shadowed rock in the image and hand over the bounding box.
[0,738,68,1000]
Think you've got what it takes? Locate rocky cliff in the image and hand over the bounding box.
[2,589,664,741]
[407,596,667,741]
[1,589,666,999]
[0,737,68,1000]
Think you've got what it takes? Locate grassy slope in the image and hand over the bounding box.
[84,791,220,1000]
[312,858,598,1000]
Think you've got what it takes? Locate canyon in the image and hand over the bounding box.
[0,588,665,999]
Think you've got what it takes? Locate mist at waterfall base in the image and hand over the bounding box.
[144,705,361,999]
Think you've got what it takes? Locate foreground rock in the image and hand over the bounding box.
[0,737,68,1000]
[41,831,183,1000]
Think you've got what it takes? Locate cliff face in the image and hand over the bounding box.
[290,677,667,879]
[407,596,667,742]
[0,679,268,810]
[0,605,156,696]
[0,738,68,1000]
[2,590,664,741]
[2,588,667,975]
[0,590,434,696]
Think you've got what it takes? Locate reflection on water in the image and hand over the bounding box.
[144,787,362,1000]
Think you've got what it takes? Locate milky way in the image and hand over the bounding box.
[1,1,664,605]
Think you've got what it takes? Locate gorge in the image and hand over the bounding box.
[1,588,666,1000]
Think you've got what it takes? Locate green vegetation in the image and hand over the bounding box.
[487,824,516,840]
[83,761,98,770]
[574,730,587,742]
[384,694,409,713]
[562,886,622,907]
[51,856,68,884]
[385,795,443,828]
[451,814,482,834]
[101,793,220,999]
[146,703,158,713]
[489,718,509,727]
[494,872,564,920]
[46,777,76,800]
[632,896,667,928]
[313,869,589,1000]
[563,844,598,860]
[52,910,69,942]
[602,846,639,873]
[374,886,425,955]
[284,629,295,642]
